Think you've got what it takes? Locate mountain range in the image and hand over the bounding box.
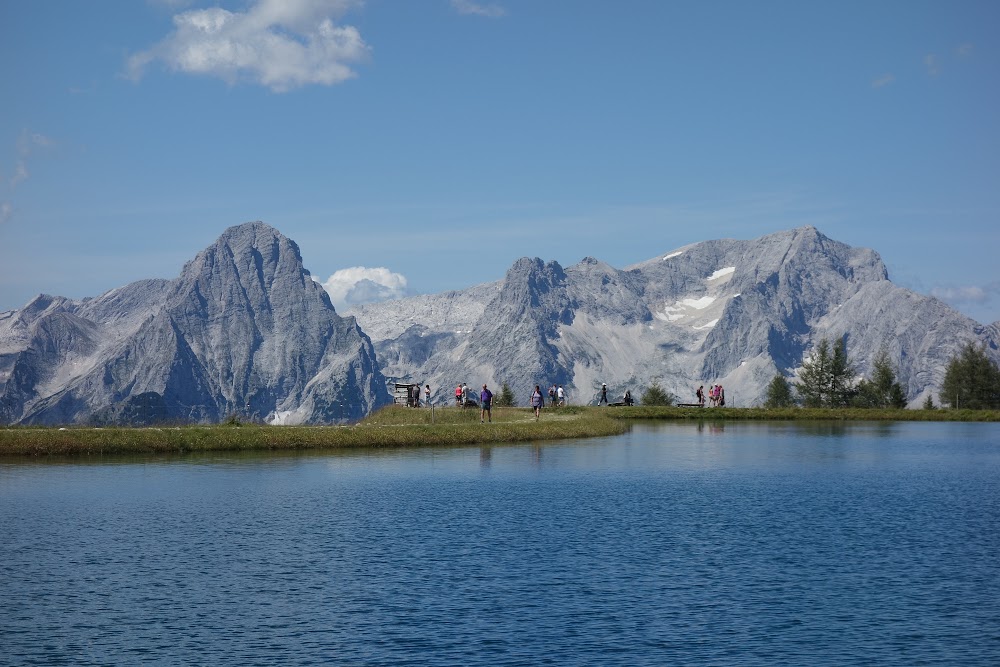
[346,226,999,408]
[2,223,997,425]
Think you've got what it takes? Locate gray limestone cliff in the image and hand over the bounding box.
[0,222,390,425]
[347,226,998,407]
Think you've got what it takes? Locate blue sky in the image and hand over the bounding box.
[2,0,998,323]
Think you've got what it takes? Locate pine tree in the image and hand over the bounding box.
[922,394,935,410]
[764,374,795,408]
[795,338,831,408]
[641,382,674,406]
[795,336,857,408]
[495,381,517,407]
[940,342,1000,409]
[829,337,856,407]
[855,347,907,408]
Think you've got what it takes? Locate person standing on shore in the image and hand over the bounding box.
[480,384,493,423]
[599,383,608,405]
[455,383,462,407]
[424,384,431,406]
[557,385,565,406]
[696,385,704,407]
[530,385,544,419]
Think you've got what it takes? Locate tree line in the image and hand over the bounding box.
[765,338,1000,410]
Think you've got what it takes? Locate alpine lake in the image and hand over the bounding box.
[2,420,999,666]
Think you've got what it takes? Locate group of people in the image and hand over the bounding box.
[695,384,726,407]
[547,384,567,407]
[453,382,494,422]
[527,384,567,420]
[597,383,633,406]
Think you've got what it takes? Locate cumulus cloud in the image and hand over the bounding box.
[320,266,412,310]
[127,0,370,92]
[450,0,506,18]
[871,73,894,89]
[931,283,1000,305]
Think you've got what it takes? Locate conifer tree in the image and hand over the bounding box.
[495,381,517,407]
[940,342,1000,409]
[856,347,907,408]
[795,336,857,408]
[641,382,674,406]
[764,374,795,408]
[795,338,831,408]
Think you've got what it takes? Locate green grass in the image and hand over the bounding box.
[0,405,625,457]
[2,403,996,457]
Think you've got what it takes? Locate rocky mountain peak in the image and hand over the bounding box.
[1,221,390,425]
[350,226,997,408]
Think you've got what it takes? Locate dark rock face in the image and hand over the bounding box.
[0,222,391,425]
[348,226,999,407]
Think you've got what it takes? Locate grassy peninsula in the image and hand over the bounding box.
[2,404,997,457]
[0,405,626,457]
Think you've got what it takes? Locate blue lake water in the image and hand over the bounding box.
[2,421,999,666]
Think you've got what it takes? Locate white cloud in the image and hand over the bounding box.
[7,131,54,188]
[924,53,941,77]
[1,131,54,224]
[931,284,998,304]
[956,43,974,58]
[450,0,506,18]
[128,0,370,92]
[10,163,29,188]
[871,73,894,89]
[320,266,412,310]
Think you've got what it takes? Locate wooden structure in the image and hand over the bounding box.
[394,383,422,407]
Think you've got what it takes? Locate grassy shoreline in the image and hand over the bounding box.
[1,405,997,457]
[0,406,625,457]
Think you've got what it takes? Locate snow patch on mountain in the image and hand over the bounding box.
[708,266,736,281]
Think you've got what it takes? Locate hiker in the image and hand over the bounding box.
[696,385,704,407]
[480,384,493,423]
[599,383,608,405]
[557,385,565,406]
[624,390,633,406]
[548,385,556,407]
[455,383,463,407]
[424,384,431,406]
[718,385,726,407]
[530,385,544,419]
[461,382,469,406]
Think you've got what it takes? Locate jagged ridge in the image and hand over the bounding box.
[0,222,391,425]
[347,226,998,407]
